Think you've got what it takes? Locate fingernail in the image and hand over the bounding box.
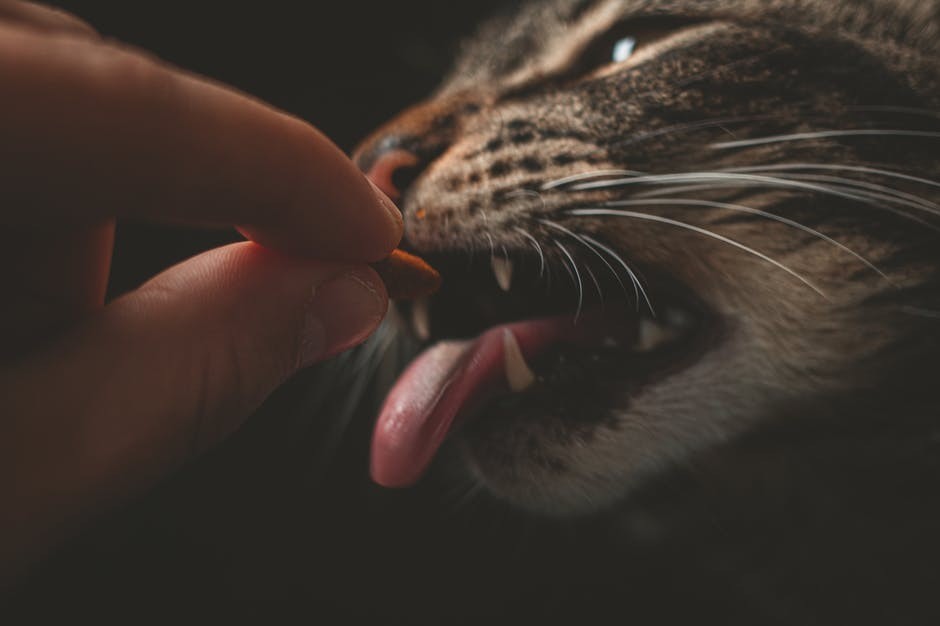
[300,269,388,366]
[369,179,404,236]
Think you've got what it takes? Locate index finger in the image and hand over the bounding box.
[0,23,402,262]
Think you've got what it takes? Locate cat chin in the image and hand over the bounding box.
[452,409,662,516]
[459,450,626,516]
[445,338,804,516]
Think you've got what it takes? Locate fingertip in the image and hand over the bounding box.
[271,122,402,262]
[301,265,389,365]
[368,178,405,255]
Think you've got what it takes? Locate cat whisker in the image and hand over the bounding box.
[540,169,645,191]
[582,233,654,316]
[711,129,940,150]
[723,163,940,190]
[602,197,891,282]
[513,226,547,277]
[583,263,606,306]
[486,231,496,260]
[547,126,940,194]
[758,173,940,213]
[504,188,547,211]
[579,235,645,312]
[539,218,642,312]
[569,208,829,300]
[567,171,934,207]
[567,171,752,192]
[486,99,934,174]
[566,171,940,224]
[630,181,764,198]
[629,180,940,231]
[553,239,585,323]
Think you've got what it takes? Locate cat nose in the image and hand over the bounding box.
[355,136,424,202]
[355,94,476,200]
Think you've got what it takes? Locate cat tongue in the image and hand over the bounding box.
[370,319,569,487]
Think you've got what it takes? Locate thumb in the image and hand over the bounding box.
[0,242,386,575]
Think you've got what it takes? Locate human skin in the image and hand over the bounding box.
[0,0,403,582]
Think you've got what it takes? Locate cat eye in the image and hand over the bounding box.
[611,36,637,63]
[570,16,706,78]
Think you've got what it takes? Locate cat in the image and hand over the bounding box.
[356,0,940,513]
[345,1,940,621]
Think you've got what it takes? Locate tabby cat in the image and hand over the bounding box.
[356,0,940,513]
[344,1,940,620]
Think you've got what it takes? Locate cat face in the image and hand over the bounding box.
[356,0,940,514]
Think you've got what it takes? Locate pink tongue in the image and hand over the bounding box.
[370,319,567,487]
[370,312,638,487]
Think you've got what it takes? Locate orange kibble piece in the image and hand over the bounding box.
[371,249,442,300]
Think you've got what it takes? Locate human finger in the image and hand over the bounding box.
[0,24,402,261]
[0,0,97,38]
[0,242,387,578]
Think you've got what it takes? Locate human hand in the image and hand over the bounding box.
[0,1,402,580]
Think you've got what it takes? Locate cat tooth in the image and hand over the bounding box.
[411,298,431,342]
[634,318,676,353]
[491,256,514,292]
[503,329,537,393]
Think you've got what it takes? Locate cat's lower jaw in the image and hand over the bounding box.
[453,333,714,516]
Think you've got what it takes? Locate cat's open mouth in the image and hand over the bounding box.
[370,247,714,487]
